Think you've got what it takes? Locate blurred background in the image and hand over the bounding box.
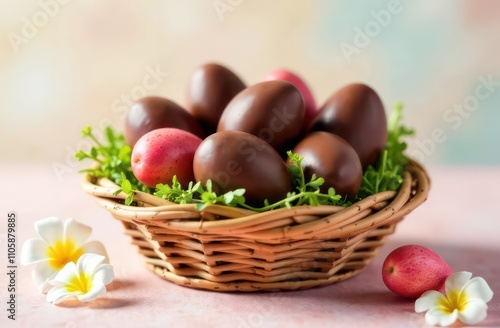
[1,0,499,180]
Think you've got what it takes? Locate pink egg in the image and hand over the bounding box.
[263,69,317,125]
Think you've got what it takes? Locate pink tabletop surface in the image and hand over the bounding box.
[1,163,499,328]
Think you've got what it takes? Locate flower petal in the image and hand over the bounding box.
[77,253,106,275]
[63,218,92,246]
[424,307,441,326]
[50,261,79,285]
[32,261,60,293]
[77,281,106,302]
[21,239,49,266]
[426,307,458,327]
[35,217,63,245]
[47,285,80,304]
[445,271,472,294]
[415,290,444,313]
[81,241,109,261]
[462,277,494,303]
[458,299,488,325]
[93,264,114,285]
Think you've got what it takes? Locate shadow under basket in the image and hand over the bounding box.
[81,160,430,292]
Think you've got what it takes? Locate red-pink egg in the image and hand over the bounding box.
[131,128,202,188]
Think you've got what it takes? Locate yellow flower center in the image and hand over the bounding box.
[46,240,84,270]
[66,272,93,294]
[437,290,469,314]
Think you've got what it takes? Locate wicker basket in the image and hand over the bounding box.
[81,160,429,292]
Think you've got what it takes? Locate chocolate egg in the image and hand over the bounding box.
[125,96,205,147]
[186,63,246,134]
[289,131,362,198]
[263,68,317,126]
[193,130,293,206]
[308,83,387,167]
[217,80,305,150]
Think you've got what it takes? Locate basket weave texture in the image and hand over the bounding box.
[81,160,429,292]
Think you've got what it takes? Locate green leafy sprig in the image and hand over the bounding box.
[357,103,414,199]
[150,151,342,211]
[75,126,150,197]
[154,177,246,211]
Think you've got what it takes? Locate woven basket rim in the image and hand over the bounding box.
[81,159,429,236]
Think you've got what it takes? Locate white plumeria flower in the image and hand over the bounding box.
[21,217,108,293]
[47,253,114,304]
[415,271,494,326]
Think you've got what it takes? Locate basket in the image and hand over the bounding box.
[81,159,430,292]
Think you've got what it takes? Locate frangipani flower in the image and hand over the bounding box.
[47,253,114,304]
[415,271,494,326]
[21,217,108,293]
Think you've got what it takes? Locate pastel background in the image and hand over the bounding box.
[2,2,500,327]
[1,0,500,177]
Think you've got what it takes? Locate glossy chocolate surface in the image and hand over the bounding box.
[125,96,205,147]
[218,80,305,150]
[186,63,246,134]
[193,130,293,206]
[308,83,387,167]
[290,131,362,198]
